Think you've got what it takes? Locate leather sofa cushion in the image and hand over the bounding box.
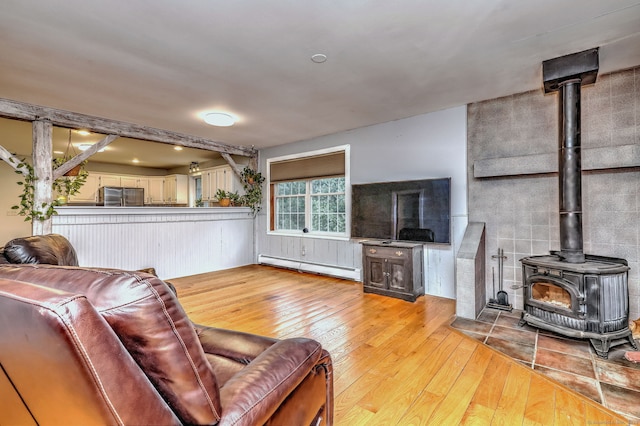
[3,234,79,266]
[0,265,221,424]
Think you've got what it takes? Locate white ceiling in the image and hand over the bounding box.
[1,0,639,168]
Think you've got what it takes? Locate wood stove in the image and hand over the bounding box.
[521,253,636,358]
[519,48,637,358]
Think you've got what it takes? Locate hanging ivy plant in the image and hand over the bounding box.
[11,157,88,222]
[239,166,265,216]
[51,157,89,200]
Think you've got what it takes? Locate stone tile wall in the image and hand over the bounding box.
[467,66,640,320]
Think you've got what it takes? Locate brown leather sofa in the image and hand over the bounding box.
[0,234,79,266]
[0,239,333,425]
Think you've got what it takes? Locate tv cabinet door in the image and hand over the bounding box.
[388,257,411,292]
[364,257,387,289]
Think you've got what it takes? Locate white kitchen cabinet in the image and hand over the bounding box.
[148,177,165,204]
[99,174,120,187]
[68,173,100,203]
[67,172,188,205]
[163,174,188,204]
[201,166,239,201]
[215,167,233,195]
[136,177,151,204]
[201,169,215,201]
[120,176,138,188]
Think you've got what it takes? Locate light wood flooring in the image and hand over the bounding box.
[170,265,628,425]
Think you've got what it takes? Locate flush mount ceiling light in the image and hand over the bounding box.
[204,112,236,127]
[311,53,327,63]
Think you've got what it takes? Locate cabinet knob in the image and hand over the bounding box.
[395,251,404,256]
[369,248,377,254]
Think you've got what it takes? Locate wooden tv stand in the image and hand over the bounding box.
[361,240,424,302]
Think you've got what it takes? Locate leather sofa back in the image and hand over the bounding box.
[2,234,78,266]
[0,277,180,425]
[0,265,222,424]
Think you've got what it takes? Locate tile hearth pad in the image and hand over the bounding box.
[451,308,640,423]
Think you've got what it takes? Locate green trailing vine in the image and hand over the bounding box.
[11,157,88,222]
[212,167,263,215]
[239,166,264,216]
[51,157,89,200]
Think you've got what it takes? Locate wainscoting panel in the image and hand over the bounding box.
[255,213,468,299]
[53,207,254,280]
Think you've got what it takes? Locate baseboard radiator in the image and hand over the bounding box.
[257,255,361,281]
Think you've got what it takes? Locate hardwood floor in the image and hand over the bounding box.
[170,265,627,425]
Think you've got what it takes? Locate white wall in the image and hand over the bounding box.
[257,106,468,299]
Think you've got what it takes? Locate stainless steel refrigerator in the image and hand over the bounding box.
[97,187,144,206]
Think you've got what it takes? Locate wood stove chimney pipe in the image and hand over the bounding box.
[542,48,599,263]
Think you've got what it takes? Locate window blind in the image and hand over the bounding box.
[269,151,345,182]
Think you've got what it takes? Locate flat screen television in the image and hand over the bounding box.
[351,177,451,244]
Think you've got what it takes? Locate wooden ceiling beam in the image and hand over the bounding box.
[0,145,28,174]
[0,97,257,158]
[52,134,119,180]
[220,152,243,178]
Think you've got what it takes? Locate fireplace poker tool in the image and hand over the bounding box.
[487,248,512,312]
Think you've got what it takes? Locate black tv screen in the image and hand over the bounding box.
[351,178,451,244]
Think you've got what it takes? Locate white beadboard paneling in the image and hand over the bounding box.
[425,214,469,299]
[255,209,467,295]
[52,207,254,280]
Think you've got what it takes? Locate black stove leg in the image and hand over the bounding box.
[518,311,527,327]
[590,338,611,359]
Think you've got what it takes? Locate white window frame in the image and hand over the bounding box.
[267,145,350,241]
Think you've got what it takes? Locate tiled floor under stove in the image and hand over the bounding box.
[450,308,640,423]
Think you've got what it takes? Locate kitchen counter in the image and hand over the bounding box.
[52,206,255,279]
[55,206,250,217]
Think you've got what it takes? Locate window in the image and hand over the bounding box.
[275,177,346,234]
[268,146,349,238]
[194,176,202,201]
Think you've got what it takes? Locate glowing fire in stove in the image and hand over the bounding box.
[532,282,571,309]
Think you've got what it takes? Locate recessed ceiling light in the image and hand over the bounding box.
[132,159,139,164]
[75,129,91,136]
[77,143,105,152]
[174,146,183,151]
[311,53,327,63]
[204,112,236,127]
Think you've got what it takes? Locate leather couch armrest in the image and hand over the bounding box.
[0,248,9,264]
[3,234,78,266]
[218,338,324,426]
[195,324,279,363]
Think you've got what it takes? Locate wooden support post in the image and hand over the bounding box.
[32,120,53,235]
[248,155,258,173]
